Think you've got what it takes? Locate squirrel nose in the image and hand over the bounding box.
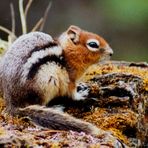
[109,52,113,56]
[106,46,113,56]
[100,46,113,56]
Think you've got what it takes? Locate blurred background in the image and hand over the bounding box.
[0,0,147,61]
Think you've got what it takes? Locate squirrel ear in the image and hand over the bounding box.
[67,25,81,43]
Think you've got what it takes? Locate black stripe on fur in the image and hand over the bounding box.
[28,42,58,58]
[27,55,65,79]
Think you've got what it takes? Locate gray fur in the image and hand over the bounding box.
[1,32,55,110]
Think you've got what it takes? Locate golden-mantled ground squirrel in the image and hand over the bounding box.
[0,25,113,135]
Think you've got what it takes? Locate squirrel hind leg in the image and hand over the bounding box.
[17,105,100,135]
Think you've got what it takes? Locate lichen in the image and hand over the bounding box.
[82,62,148,91]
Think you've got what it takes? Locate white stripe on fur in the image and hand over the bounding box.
[21,45,63,83]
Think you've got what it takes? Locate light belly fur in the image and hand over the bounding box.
[35,62,69,105]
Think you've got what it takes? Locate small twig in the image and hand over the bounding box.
[40,0,52,31]
[10,3,15,35]
[0,26,16,38]
[0,26,13,35]
[25,0,33,18]
[19,0,27,34]
[31,18,43,32]
[0,26,16,47]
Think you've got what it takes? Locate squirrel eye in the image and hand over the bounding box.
[86,39,100,51]
[87,42,99,48]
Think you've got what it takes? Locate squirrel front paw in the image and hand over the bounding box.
[73,83,90,101]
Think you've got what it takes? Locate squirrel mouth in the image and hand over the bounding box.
[99,54,111,63]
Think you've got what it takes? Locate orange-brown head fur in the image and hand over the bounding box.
[58,25,113,82]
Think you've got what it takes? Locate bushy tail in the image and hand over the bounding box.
[17,105,100,135]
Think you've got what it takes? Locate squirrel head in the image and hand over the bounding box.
[58,25,113,80]
[59,25,113,62]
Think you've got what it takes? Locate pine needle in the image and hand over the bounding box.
[31,18,43,32]
[19,0,27,34]
[40,0,52,31]
[25,0,33,18]
[10,3,15,34]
